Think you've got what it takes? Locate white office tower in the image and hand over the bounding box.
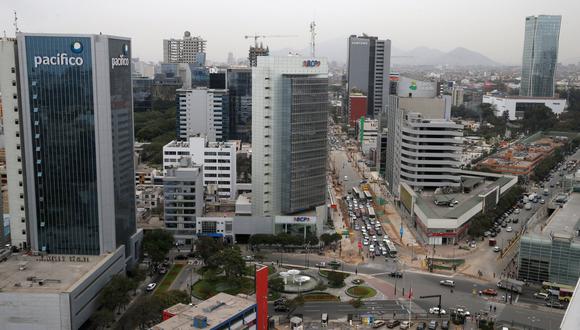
[388,96,463,194]
[163,158,204,245]
[176,88,228,141]
[251,57,329,217]
[0,38,26,249]
[163,31,206,65]
[163,136,237,199]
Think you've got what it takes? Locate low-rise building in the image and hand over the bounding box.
[518,192,580,286]
[400,171,517,245]
[164,136,237,200]
[482,94,566,120]
[163,159,205,245]
[153,293,257,330]
[355,118,378,155]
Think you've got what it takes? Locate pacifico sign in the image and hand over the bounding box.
[111,43,130,69]
[33,40,84,68]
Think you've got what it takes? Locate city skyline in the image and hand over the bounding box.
[1,0,579,65]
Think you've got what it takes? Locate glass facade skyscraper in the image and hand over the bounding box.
[520,15,561,97]
[16,33,140,258]
[227,68,252,142]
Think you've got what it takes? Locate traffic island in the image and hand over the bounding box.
[346,285,377,299]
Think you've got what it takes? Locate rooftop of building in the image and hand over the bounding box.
[528,192,580,241]
[414,171,516,220]
[0,252,112,293]
[484,94,565,101]
[164,137,236,150]
[152,293,256,330]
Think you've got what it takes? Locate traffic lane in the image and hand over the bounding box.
[287,301,408,319]
[332,150,361,193]
[499,304,564,330]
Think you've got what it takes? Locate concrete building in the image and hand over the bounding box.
[163,159,204,245]
[248,44,269,67]
[482,94,566,120]
[386,92,460,195]
[163,136,237,199]
[153,293,257,330]
[452,87,464,106]
[163,31,206,65]
[400,171,517,245]
[518,192,580,286]
[0,38,26,249]
[347,35,391,118]
[196,215,234,243]
[355,118,378,155]
[251,57,328,217]
[0,32,143,330]
[176,88,229,142]
[520,15,561,97]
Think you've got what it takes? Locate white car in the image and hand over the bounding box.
[362,240,369,246]
[440,280,455,287]
[369,245,375,252]
[399,321,413,329]
[429,307,446,315]
[506,227,513,232]
[146,283,157,291]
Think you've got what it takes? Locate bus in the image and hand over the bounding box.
[542,282,575,301]
[386,240,397,258]
[368,206,376,220]
[352,187,362,199]
[364,190,373,201]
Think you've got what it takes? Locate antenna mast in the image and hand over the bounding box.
[14,11,19,34]
[310,21,316,57]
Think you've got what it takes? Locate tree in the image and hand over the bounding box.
[269,277,285,293]
[320,233,334,246]
[327,271,346,287]
[210,246,245,279]
[194,237,224,265]
[520,105,557,133]
[128,296,163,330]
[99,275,133,313]
[92,308,115,329]
[143,229,174,265]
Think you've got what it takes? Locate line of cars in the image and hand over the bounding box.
[371,319,447,330]
[346,192,396,258]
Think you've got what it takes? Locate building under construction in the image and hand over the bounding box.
[248,43,269,67]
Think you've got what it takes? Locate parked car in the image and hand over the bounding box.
[386,319,400,328]
[158,267,167,275]
[441,320,449,330]
[274,298,288,306]
[417,322,427,330]
[146,283,157,292]
[439,280,455,287]
[534,292,549,300]
[428,320,439,330]
[371,320,386,328]
[274,305,290,312]
[399,321,413,329]
[389,271,403,278]
[506,227,513,232]
[546,301,566,309]
[493,246,501,253]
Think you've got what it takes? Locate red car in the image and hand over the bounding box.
[481,288,498,296]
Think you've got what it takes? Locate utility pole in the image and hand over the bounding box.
[309,21,316,58]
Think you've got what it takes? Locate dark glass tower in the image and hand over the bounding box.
[227,68,252,142]
[520,15,561,97]
[280,76,328,214]
[17,34,138,258]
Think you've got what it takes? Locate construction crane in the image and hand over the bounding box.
[244,34,297,48]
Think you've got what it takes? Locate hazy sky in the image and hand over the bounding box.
[1,0,579,65]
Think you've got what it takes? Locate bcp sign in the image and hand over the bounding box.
[303,59,321,67]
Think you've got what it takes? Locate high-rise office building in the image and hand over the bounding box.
[0,37,27,249]
[10,33,141,258]
[252,57,328,216]
[176,88,229,142]
[227,68,252,142]
[520,15,562,97]
[347,35,391,118]
[163,31,206,65]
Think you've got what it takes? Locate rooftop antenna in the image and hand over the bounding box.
[13,11,19,34]
[309,21,316,58]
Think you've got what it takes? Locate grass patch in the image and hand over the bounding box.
[268,291,281,301]
[192,276,254,300]
[155,264,184,294]
[303,292,339,302]
[346,285,377,299]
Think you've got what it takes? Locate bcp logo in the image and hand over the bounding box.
[33,40,84,68]
[303,60,321,67]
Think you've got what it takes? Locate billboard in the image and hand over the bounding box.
[397,76,437,98]
[255,265,269,330]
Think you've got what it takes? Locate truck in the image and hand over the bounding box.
[525,203,532,210]
[497,279,524,294]
[528,193,537,201]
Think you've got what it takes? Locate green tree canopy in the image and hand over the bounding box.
[194,237,224,265]
[143,229,174,264]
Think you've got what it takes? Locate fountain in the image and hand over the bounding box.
[276,269,318,293]
[280,272,290,285]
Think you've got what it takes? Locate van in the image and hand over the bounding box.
[321,313,328,327]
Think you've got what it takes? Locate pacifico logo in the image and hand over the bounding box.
[111,43,130,69]
[33,40,84,68]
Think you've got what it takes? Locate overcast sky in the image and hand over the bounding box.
[1,0,579,65]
